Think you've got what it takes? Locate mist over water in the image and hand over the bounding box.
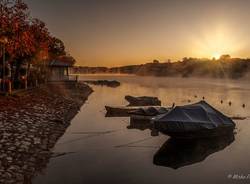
[79,75,249,117]
[33,75,250,184]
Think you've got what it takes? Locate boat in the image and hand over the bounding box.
[152,101,235,139]
[105,106,166,117]
[128,106,170,116]
[125,95,161,106]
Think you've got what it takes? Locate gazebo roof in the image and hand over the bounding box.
[48,60,73,67]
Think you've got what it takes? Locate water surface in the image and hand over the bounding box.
[33,76,250,184]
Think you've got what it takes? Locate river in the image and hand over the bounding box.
[33,75,250,184]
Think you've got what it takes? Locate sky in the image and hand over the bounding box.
[25,0,250,67]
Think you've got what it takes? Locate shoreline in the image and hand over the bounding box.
[0,82,93,184]
[72,73,250,81]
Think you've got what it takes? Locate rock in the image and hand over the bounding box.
[33,138,41,145]
[125,95,161,106]
[84,80,120,88]
[6,157,13,162]
[7,147,16,152]
[3,171,12,179]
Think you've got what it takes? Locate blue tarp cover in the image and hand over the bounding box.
[153,101,235,132]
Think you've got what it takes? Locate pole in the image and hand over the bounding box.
[8,81,11,94]
[25,63,28,89]
[0,44,2,91]
[2,43,5,92]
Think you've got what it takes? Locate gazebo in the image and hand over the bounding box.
[48,60,73,81]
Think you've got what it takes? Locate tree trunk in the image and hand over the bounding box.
[26,62,31,88]
[14,60,21,89]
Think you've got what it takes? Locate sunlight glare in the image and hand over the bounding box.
[190,25,245,59]
[212,52,221,59]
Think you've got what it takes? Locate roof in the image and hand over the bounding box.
[48,60,73,67]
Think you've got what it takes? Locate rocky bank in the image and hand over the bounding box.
[0,82,93,184]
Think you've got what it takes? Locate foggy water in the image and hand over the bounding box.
[33,75,250,184]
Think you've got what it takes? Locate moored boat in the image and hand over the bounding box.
[125,95,161,106]
[105,105,167,117]
[152,101,236,139]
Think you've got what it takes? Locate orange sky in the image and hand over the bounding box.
[25,0,250,67]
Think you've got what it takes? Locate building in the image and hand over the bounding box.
[48,60,73,81]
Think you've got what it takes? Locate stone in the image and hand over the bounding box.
[0,82,93,183]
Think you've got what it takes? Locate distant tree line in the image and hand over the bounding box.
[0,0,76,89]
[73,55,250,79]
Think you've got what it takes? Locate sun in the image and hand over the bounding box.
[190,24,245,59]
[212,52,221,60]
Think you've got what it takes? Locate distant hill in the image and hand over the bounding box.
[72,55,250,79]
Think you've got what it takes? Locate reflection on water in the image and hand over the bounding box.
[128,116,159,137]
[33,75,250,184]
[128,116,152,130]
[154,133,235,169]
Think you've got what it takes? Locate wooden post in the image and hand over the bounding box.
[26,63,29,89]
[2,44,5,92]
[24,79,27,89]
[8,80,11,94]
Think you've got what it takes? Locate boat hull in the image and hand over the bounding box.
[155,124,235,139]
[105,106,164,117]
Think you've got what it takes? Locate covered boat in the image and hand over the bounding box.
[129,106,170,116]
[153,101,235,139]
[105,105,167,117]
[105,106,141,117]
[105,106,162,117]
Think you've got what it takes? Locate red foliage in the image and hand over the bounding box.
[0,0,71,65]
[57,55,76,66]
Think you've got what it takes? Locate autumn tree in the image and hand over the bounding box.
[48,37,66,59]
[57,55,76,66]
[0,0,72,89]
